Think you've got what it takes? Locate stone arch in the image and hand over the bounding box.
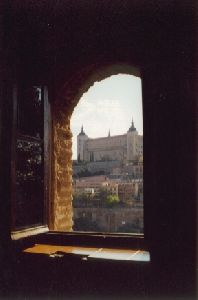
[51,63,141,231]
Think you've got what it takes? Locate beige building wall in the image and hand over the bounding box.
[77,127,88,161]
[74,206,143,233]
[77,121,143,163]
[86,135,127,162]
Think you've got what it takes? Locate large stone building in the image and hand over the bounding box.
[77,120,143,162]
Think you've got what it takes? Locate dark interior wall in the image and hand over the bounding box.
[0,0,197,298]
[5,1,195,85]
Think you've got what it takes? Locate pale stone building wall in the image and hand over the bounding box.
[136,135,143,156]
[85,135,127,162]
[77,120,143,163]
[74,206,143,233]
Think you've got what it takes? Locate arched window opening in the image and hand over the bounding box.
[71,73,143,234]
[10,65,144,236]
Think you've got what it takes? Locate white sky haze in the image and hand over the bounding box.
[71,74,143,160]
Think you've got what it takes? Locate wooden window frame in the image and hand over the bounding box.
[11,85,51,235]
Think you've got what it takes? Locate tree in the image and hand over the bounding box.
[106,194,120,207]
[98,188,120,207]
[98,187,108,201]
[73,192,90,207]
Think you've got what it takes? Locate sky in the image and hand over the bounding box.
[71,74,143,160]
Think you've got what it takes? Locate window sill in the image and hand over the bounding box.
[40,231,145,250]
[11,230,149,263]
[23,243,150,262]
[11,225,49,240]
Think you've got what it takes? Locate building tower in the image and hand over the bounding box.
[127,119,138,161]
[77,126,88,162]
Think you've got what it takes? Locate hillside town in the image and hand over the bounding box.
[72,120,143,233]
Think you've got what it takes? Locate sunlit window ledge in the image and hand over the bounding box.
[11,225,49,240]
[23,243,150,262]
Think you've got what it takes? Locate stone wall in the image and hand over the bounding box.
[74,206,144,233]
[51,109,73,231]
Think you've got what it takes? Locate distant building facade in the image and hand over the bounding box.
[73,206,144,233]
[77,120,143,163]
[73,175,142,203]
